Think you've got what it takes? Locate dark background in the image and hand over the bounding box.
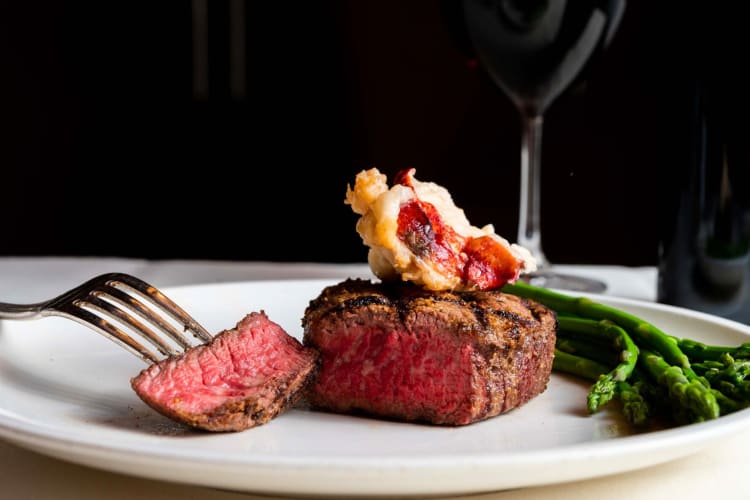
[1,2,672,265]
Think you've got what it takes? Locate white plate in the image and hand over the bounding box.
[1,279,750,497]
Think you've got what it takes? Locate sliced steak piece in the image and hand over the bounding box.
[131,311,319,432]
[302,279,556,426]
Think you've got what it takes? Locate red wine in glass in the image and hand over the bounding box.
[448,0,625,292]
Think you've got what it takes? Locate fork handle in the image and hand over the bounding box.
[0,302,44,319]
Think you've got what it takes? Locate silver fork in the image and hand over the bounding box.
[0,272,213,364]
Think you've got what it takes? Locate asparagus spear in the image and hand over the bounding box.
[552,349,610,381]
[552,348,651,426]
[503,281,692,375]
[674,338,750,361]
[557,316,639,413]
[555,337,618,366]
[501,280,750,425]
[639,349,720,422]
[711,389,749,414]
[616,380,651,427]
[693,353,750,402]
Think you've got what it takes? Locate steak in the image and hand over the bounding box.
[131,311,319,432]
[302,279,556,426]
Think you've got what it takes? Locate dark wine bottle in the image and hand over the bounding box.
[657,6,750,325]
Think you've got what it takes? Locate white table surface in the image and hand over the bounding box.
[0,257,747,500]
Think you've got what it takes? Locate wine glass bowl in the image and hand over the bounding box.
[458,0,626,292]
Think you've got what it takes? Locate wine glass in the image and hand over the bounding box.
[459,0,626,292]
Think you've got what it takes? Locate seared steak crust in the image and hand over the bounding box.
[302,279,556,426]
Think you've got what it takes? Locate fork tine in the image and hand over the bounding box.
[59,304,162,364]
[82,294,183,358]
[92,286,194,351]
[106,273,213,343]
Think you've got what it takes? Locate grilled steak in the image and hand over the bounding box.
[131,311,319,432]
[302,279,556,426]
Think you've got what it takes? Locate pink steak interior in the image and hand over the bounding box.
[133,313,314,415]
[310,324,484,423]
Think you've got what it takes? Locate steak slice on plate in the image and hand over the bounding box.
[302,279,557,426]
[131,311,319,432]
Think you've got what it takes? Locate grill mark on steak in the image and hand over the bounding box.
[394,293,468,327]
[345,295,391,309]
[302,278,556,426]
[479,307,530,343]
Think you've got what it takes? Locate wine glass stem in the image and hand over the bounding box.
[517,112,549,269]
